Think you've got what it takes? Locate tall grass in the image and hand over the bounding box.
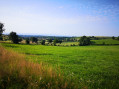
[0,46,79,89]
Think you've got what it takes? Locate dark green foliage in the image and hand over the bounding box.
[53,39,58,46]
[0,36,3,40]
[79,36,91,46]
[53,39,62,46]
[18,38,22,42]
[9,32,20,44]
[58,40,62,44]
[48,39,52,43]
[31,37,38,43]
[0,22,5,36]
[53,41,56,46]
[112,36,115,40]
[41,40,45,45]
[0,22,5,40]
[25,39,30,44]
[73,44,75,46]
[102,42,105,45]
[90,36,99,40]
[54,39,59,43]
[117,36,119,41]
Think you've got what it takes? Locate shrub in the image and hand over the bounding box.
[117,36,119,41]
[9,32,21,44]
[25,39,30,44]
[41,40,45,45]
[102,42,105,45]
[79,36,91,46]
[73,44,75,46]
[0,22,5,36]
[112,36,115,40]
[30,37,38,43]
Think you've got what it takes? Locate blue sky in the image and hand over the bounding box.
[0,0,119,36]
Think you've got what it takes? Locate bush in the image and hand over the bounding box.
[73,44,75,46]
[102,42,105,45]
[0,36,3,40]
[9,32,21,44]
[31,37,38,43]
[79,36,91,46]
[112,36,115,40]
[0,22,5,36]
[25,39,30,44]
[117,36,119,41]
[41,40,45,45]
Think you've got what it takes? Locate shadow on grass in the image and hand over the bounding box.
[4,45,19,48]
[25,53,53,56]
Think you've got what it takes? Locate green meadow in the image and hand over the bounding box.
[92,39,119,45]
[56,39,119,46]
[1,42,119,89]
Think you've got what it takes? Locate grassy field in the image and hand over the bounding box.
[1,42,119,89]
[0,45,78,89]
[56,39,119,46]
[92,39,119,45]
[57,42,79,46]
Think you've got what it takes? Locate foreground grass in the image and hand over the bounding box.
[0,46,79,89]
[1,43,119,89]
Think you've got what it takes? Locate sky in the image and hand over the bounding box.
[0,0,119,36]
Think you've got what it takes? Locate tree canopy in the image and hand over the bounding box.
[25,38,30,44]
[79,36,91,46]
[0,22,5,40]
[41,40,45,45]
[9,32,21,44]
[48,39,52,43]
[0,23,5,36]
[112,36,115,40]
[117,36,119,41]
[31,37,38,43]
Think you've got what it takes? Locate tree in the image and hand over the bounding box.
[112,36,115,40]
[58,40,62,44]
[48,39,52,43]
[31,37,38,43]
[41,40,45,45]
[9,32,20,44]
[25,38,30,44]
[0,36,3,40]
[79,36,91,46]
[0,23,5,40]
[117,36,119,41]
[53,39,59,46]
[53,40,56,46]
[19,37,22,42]
[53,39,62,46]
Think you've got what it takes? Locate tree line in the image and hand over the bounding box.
[1,22,119,46]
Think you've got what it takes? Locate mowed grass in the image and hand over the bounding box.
[1,43,119,89]
[0,45,79,89]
